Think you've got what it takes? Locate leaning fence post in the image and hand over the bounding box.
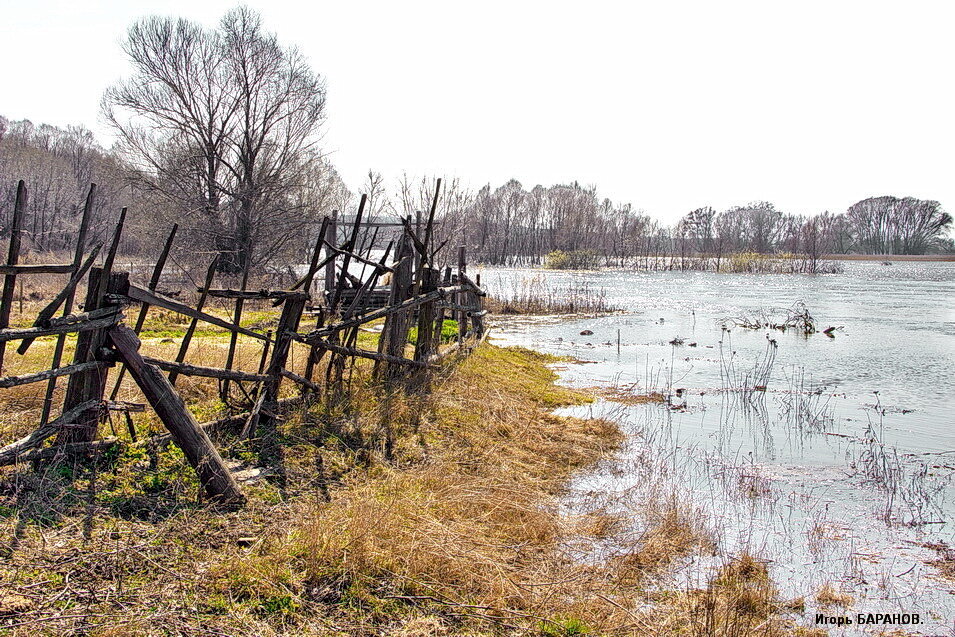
[108,324,244,506]
[255,293,307,469]
[263,293,308,407]
[220,263,249,403]
[39,184,96,424]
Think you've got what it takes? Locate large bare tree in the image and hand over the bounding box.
[103,6,327,272]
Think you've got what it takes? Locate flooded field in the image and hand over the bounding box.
[483,262,955,635]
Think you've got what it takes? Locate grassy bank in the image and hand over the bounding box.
[2,343,821,636]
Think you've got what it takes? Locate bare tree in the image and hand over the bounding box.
[103,6,327,272]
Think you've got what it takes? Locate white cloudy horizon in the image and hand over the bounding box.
[2,0,953,224]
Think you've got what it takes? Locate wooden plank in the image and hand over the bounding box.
[253,294,306,458]
[280,369,321,393]
[302,308,325,394]
[263,294,308,403]
[0,361,107,389]
[300,287,447,343]
[0,263,75,275]
[458,272,485,296]
[0,399,102,466]
[169,256,218,386]
[241,389,268,439]
[431,302,446,352]
[341,241,393,321]
[3,438,119,466]
[90,207,127,306]
[457,246,467,345]
[104,401,146,412]
[306,335,429,368]
[376,230,415,382]
[400,217,429,263]
[0,309,121,343]
[143,357,271,383]
[422,178,441,267]
[0,180,27,374]
[201,288,296,300]
[321,240,393,274]
[288,216,329,296]
[413,268,441,364]
[125,284,267,341]
[39,183,97,425]
[108,324,244,506]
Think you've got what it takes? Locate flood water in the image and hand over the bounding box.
[482,262,955,635]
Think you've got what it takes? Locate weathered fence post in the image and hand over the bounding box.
[263,293,308,407]
[376,232,414,384]
[39,184,98,425]
[473,273,486,337]
[413,267,441,366]
[108,324,244,506]
[56,206,127,445]
[56,269,127,445]
[0,181,27,374]
[457,246,467,345]
[256,293,307,472]
[220,263,248,403]
[324,210,338,302]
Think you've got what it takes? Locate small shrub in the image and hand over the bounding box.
[544,250,600,270]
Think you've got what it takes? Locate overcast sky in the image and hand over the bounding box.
[2,0,953,223]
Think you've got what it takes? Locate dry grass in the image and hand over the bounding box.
[814,583,854,608]
[588,384,667,406]
[613,499,715,581]
[0,339,809,635]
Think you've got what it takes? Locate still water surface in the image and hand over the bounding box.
[483,262,955,634]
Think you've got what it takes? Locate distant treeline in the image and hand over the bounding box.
[2,118,952,275]
[461,180,954,266]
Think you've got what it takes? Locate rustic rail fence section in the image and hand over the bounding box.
[0,179,486,506]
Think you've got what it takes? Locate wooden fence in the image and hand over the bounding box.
[0,179,486,506]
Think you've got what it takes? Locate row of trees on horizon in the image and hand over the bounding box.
[0,7,952,275]
[464,180,954,266]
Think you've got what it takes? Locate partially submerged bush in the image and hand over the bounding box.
[544,250,600,270]
[721,251,842,274]
[722,301,817,335]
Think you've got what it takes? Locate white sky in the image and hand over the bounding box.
[1,0,953,223]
